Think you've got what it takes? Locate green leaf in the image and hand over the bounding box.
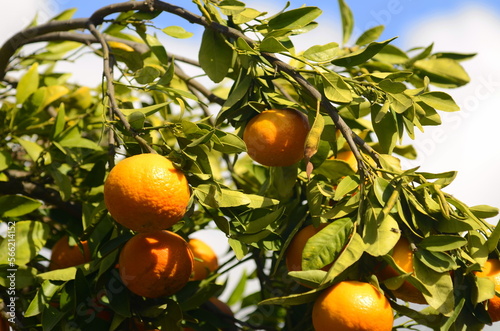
[337,0,354,44]
[314,159,356,181]
[25,281,63,317]
[119,101,170,117]
[322,232,365,284]
[378,79,406,93]
[0,195,42,218]
[212,130,247,154]
[0,149,13,171]
[199,29,234,83]
[162,26,194,39]
[245,207,284,234]
[414,258,454,316]
[415,249,457,273]
[487,224,500,253]
[473,277,496,305]
[50,8,77,21]
[363,211,401,257]
[51,103,66,139]
[469,205,499,219]
[17,62,39,104]
[303,42,339,62]
[334,175,359,201]
[259,36,289,52]
[228,238,248,260]
[418,235,467,252]
[374,44,409,64]
[371,106,397,154]
[322,72,353,103]
[0,221,50,265]
[355,25,384,46]
[418,91,459,112]
[302,218,353,270]
[135,65,161,84]
[227,269,247,306]
[233,8,263,24]
[332,37,397,67]
[413,58,470,88]
[48,166,72,201]
[268,7,322,31]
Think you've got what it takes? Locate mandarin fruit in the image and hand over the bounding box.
[312,280,393,331]
[243,108,309,167]
[118,230,193,298]
[49,236,91,270]
[104,153,190,232]
[188,238,219,281]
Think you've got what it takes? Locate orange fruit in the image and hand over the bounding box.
[476,259,500,322]
[375,237,426,304]
[118,230,194,298]
[286,223,329,273]
[312,280,394,331]
[49,236,91,270]
[188,238,219,281]
[331,150,357,171]
[104,153,190,232]
[242,108,310,167]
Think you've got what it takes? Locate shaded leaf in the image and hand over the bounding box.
[199,29,234,83]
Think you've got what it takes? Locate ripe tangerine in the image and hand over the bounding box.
[104,153,190,232]
[312,280,394,331]
[118,230,193,298]
[243,108,310,167]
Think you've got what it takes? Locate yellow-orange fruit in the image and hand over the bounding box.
[243,108,310,167]
[375,237,426,304]
[312,280,394,331]
[118,230,193,298]
[49,236,91,270]
[476,259,500,322]
[104,153,190,232]
[188,238,219,281]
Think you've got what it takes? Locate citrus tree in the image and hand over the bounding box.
[1,0,500,330]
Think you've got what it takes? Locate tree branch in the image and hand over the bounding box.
[86,21,156,155]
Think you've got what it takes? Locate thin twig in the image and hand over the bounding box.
[86,20,156,155]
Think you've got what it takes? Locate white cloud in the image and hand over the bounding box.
[0,0,57,45]
[401,4,500,214]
